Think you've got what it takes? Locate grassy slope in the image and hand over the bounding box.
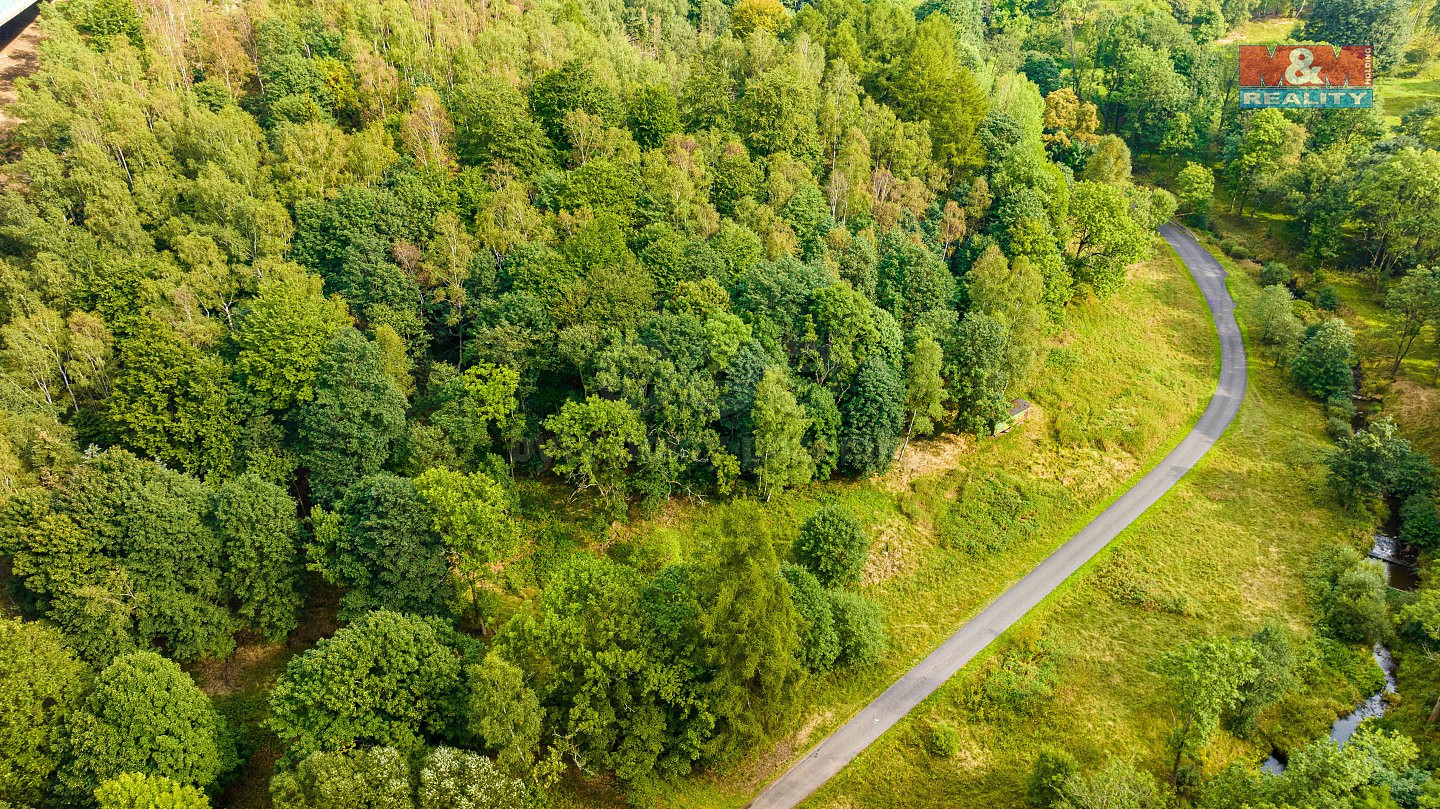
[798,245,1373,809]
[1217,15,1300,44]
[548,242,1218,807]
[1378,57,1440,127]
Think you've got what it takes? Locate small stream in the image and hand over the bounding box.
[1260,406,1417,774]
[1263,643,1399,774]
[1370,532,1420,591]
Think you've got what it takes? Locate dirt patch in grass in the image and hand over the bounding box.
[193,641,290,698]
[883,431,977,493]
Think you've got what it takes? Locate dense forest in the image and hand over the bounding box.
[2,0,1440,803]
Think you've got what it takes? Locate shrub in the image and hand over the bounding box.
[1326,416,1354,440]
[1220,238,1251,260]
[780,564,840,672]
[1310,546,1391,643]
[828,590,887,667]
[983,656,1058,715]
[793,506,870,588]
[1315,286,1339,311]
[1259,261,1291,287]
[926,722,962,757]
[1292,319,1355,401]
[1028,748,1079,808]
[1324,393,1356,424]
[1323,395,1355,439]
[1401,495,1440,550]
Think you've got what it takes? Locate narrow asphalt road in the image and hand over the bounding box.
[747,223,1247,809]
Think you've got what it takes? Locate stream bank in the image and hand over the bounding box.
[1263,643,1399,774]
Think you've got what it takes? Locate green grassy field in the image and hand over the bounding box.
[1378,60,1440,126]
[797,244,1375,809]
[542,242,1220,807]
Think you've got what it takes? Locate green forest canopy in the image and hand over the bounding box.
[1,0,1438,802]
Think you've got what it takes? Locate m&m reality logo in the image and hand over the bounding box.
[1238,44,1373,109]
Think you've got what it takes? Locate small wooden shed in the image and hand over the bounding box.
[993,398,1032,436]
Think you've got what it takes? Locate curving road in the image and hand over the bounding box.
[747,223,1247,809]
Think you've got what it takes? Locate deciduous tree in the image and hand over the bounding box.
[1153,637,1257,780]
[313,473,451,618]
[1292,319,1356,400]
[752,368,814,501]
[0,618,87,807]
[270,747,414,809]
[543,396,646,502]
[61,652,229,800]
[95,773,212,809]
[268,611,463,761]
[295,329,408,504]
[466,654,543,775]
[212,474,303,641]
[232,265,350,411]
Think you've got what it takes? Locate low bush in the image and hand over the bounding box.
[794,506,870,588]
[926,722,962,757]
[1401,494,1440,549]
[829,590,887,667]
[1259,261,1292,287]
[781,564,840,672]
[1028,748,1079,808]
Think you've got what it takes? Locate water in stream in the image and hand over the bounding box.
[1370,532,1421,591]
[1262,643,1399,774]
